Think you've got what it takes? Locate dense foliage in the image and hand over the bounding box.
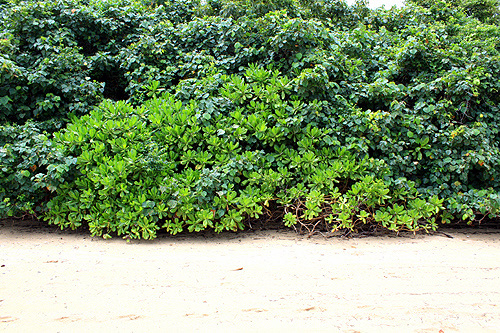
[1,0,499,238]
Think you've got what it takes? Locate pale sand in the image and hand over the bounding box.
[1,220,499,332]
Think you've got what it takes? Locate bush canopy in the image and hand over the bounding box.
[1,0,499,238]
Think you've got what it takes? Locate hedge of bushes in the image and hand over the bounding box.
[1,0,499,238]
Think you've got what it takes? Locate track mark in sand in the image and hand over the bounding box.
[301,306,316,312]
[298,306,326,312]
[185,313,209,317]
[0,316,18,323]
[55,316,81,322]
[242,308,268,313]
[118,314,143,320]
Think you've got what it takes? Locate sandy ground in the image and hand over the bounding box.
[0,221,499,332]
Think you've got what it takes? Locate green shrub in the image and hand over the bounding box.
[408,0,500,24]
[1,0,499,237]
[45,67,447,239]
[0,120,76,217]
[0,0,175,123]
